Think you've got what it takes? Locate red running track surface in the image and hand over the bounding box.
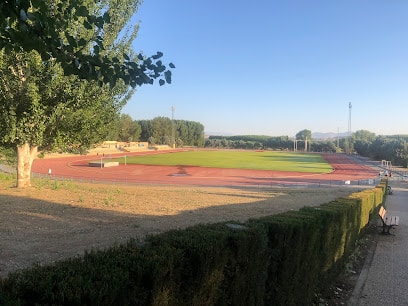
[31,152,379,187]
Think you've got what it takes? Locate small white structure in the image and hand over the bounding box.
[88,161,119,168]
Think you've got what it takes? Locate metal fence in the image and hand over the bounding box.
[0,163,386,190]
[29,171,382,190]
[0,164,16,174]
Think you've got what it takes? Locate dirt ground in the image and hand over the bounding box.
[0,177,367,279]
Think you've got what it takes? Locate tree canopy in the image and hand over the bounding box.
[0,0,174,87]
[118,114,142,142]
[296,129,312,141]
[137,117,205,147]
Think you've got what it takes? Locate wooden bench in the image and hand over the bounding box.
[379,206,399,234]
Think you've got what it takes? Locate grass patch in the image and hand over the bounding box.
[107,151,332,173]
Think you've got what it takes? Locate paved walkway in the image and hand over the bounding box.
[350,181,408,305]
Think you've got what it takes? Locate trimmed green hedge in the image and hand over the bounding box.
[0,180,387,305]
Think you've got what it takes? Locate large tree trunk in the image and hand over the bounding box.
[16,143,38,188]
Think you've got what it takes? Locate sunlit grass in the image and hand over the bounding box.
[110,150,332,173]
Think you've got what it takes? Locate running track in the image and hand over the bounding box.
[31,151,379,187]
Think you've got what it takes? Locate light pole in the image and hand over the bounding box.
[347,102,352,154]
[171,105,175,149]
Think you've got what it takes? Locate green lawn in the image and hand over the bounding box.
[112,150,332,173]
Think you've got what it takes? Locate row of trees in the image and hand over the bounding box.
[206,135,293,150]
[111,116,205,147]
[352,130,408,167]
[205,136,340,152]
[206,130,316,151]
[205,130,408,168]
[139,117,205,147]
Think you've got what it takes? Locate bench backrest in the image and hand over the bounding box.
[379,206,387,220]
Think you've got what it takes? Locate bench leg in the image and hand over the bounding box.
[381,224,394,235]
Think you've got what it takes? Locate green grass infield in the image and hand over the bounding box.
[105,150,332,173]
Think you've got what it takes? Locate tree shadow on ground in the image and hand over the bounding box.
[0,185,355,279]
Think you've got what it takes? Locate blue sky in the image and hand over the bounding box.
[122,0,408,137]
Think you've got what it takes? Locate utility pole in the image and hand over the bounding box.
[348,102,352,137]
[348,102,352,154]
[171,105,175,149]
[337,127,339,148]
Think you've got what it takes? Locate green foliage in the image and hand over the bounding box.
[52,180,60,190]
[296,129,312,141]
[310,140,338,153]
[353,130,376,142]
[0,0,174,88]
[0,171,16,184]
[351,131,408,167]
[138,117,205,147]
[0,147,16,165]
[207,135,292,150]
[0,48,129,153]
[208,130,408,162]
[206,134,337,152]
[118,114,141,142]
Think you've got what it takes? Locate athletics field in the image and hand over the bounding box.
[32,150,379,187]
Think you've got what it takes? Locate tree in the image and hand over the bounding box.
[150,117,172,145]
[138,118,205,147]
[352,130,375,156]
[310,140,337,153]
[0,0,174,87]
[0,49,131,187]
[296,129,312,141]
[104,114,121,141]
[395,139,408,167]
[139,120,154,142]
[0,0,161,187]
[176,137,184,148]
[148,136,156,146]
[118,114,141,142]
[352,130,376,142]
[296,129,312,152]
